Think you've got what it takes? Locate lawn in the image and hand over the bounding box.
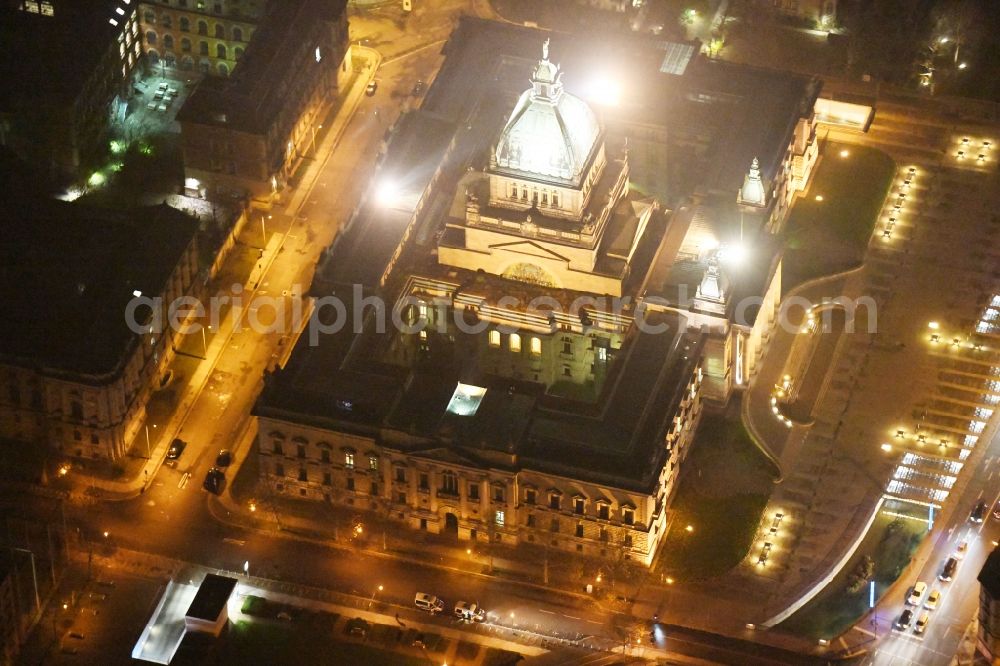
[655,411,778,581]
[783,142,895,290]
[778,506,927,639]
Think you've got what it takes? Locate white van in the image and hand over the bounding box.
[414,593,444,613]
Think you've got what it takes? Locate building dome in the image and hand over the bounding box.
[494,40,600,183]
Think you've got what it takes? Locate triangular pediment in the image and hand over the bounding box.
[489,240,570,263]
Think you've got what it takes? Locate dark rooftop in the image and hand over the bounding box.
[185,574,238,621]
[980,546,1000,600]
[176,0,346,134]
[0,0,123,107]
[0,195,199,377]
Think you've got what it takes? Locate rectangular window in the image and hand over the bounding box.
[275,463,285,477]
[323,472,332,486]
[552,193,559,208]
[550,518,559,533]
[530,337,541,356]
[321,449,330,463]
[345,452,355,469]
[495,510,505,527]
[273,441,283,455]
[541,192,548,206]
[468,483,479,501]
[509,333,521,353]
[598,504,609,520]
[527,514,536,528]
[371,482,379,496]
[600,527,609,542]
[369,455,378,471]
[549,494,561,510]
[419,473,429,490]
[396,491,406,504]
[623,508,634,526]
[562,340,572,355]
[624,534,633,548]
[346,477,355,491]
[574,498,584,514]
[489,330,501,348]
[298,468,307,482]
[395,467,406,483]
[492,484,505,502]
[597,346,607,362]
[575,523,584,538]
[525,488,536,505]
[297,444,306,459]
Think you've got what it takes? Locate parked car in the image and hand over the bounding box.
[914,611,930,634]
[924,589,941,610]
[365,80,378,96]
[215,449,232,468]
[896,609,913,630]
[971,501,987,523]
[167,438,187,460]
[345,617,369,637]
[203,467,224,494]
[939,556,958,582]
[993,502,1000,520]
[412,79,426,95]
[414,593,444,613]
[907,581,927,606]
[454,601,485,622]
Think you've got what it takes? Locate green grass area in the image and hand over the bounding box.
[783,142,895,290]
[547,379,598,402]
[778,509,927,639]
[655,411,778,581]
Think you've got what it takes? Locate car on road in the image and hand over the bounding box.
[896,609,913,630]
[907,581,927,605]
[365,80,378,96]
[412,79,426,96]
[939,556,958,582]
[203,467,224,494]
[454,601,485,622]
[994,502,1000,520]
[971,501,987,523]
[914,611,930,634]
[924,589,941,610]
[215,449,232,468]
[414,592,444,613]
[167,438,186,460]
[955,540,969,559]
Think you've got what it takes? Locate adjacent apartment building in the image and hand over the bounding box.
[176,0,351,201]
[0,195,200,463]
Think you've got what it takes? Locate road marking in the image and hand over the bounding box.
[538,609,555,615]
[223,538,246,546]
[563,614,581,620]
[177,473,189,489]
[586,619,602,625]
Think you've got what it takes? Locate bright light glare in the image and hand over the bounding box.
[839,149,849,158]
[585,75,621,107]
[375,179,398,207]
[88,172,106,187]
[719,243,749,266]
[958,62,967,70]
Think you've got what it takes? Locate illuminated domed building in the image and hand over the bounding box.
[439,40,654,296]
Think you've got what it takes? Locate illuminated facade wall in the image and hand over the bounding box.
[137,0,263,77]
[767,0,837,25]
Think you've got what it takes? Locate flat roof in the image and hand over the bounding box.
[184,574,237,622]
[0,0,123,107]
[176,0,347,134]
[0,195,199,377]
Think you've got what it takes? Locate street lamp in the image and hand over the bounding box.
[368,584,383,609]
[143,423,156,459]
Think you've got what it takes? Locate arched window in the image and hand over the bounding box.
[214,23,225,38]
[216,43,227,59]
[163,34,173,49]
[160,14,171,28]
[145,30,156,45]
[197,20,208,35]
[147,49,160,63]
[232,27,243,42]
[218,62,229,76]
[179,16,189,31]
[234,47,243,60]
[199,41,208,55]
[180,55,194,70]
[181,37,191,52]
[143,10,155,23]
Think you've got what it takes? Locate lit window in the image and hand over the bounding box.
[345,452,355,469]
[495,510,505,526]
[488,330,501,348]
[368,455,378,471]
[530,337,541,355]
[509,334,521,353]
[315,46,322,62]
[597,346,607,361]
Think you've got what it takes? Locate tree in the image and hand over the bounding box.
[840,0,933,84]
